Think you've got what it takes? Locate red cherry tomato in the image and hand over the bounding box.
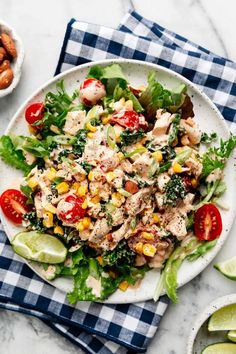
[0,189,31,224]
[194,203,222,241]
[79,78,106,106]
[25,102,44,128]
[57,194,86,224]
[111,110,148,131]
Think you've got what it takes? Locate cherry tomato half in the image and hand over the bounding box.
[25,102,44,128]
[79,78,106,106]
[111,110,148,131]
[0,189,31,224]
[194,203,222,241]
[57,194,87,224]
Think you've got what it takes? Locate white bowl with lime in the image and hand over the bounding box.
[187,293,236,354]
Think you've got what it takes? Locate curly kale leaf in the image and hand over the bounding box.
[164,174,186,206]
[103,240,135,266]
[120,129,145,146]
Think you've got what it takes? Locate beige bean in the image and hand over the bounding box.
[0,68,14,89]
[1,33,17,58]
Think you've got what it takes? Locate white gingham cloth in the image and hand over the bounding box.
[1,10,236,354]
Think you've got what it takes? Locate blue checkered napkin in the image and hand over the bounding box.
[1,10,236,354]
[0,224,169,354]
[55,11,236,124]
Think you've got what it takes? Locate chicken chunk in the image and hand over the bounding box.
[63,110,86,136]
[157,172,171,192]
[185,157,203,178]
[125,188,152,216]
[89,218,111,242]
[180,118,201,145]
[133,152,153,179]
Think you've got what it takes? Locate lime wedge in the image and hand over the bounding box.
[11,231,67,264]
[208,304,236,331]
[201,343,236,354]
[214,256,236,280]
[228,331,236,343]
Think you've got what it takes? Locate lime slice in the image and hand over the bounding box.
[11,231,67,264]
[201,343,236,354]
[214,256,236,280]
[208,304,236,331]
[228,331,236,343]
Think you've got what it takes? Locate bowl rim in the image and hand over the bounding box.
[187,294,236,353]
[0,19,24,98]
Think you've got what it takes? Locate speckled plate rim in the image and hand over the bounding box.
[0,58,236,304]
[187,294,236,354]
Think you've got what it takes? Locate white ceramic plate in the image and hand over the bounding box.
[187,294,236,354]
[0,59,236,304]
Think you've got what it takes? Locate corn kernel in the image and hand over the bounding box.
[116,135,121,143]
[124,99,133,111]
[43,156,50,164]
[72,182,80,193]
[135,242,144,254]
[141,232,154,240]
[56,182,69,194]
[28,178,38,189]
[28,125,37,135]
[43,212,54,228]
[191,178,198,188]
[88,171,94,182]
[77,185,88,196]
[102,116,111,125]
[111,192,125,208]
[119,280,129,292]
[97,256,104,266]
[87,132,94,139]
[152,151,163,162]
[143,244,156,257]
[81,199,88,209]
[44,203,57,214]
[152,213,160,224]
[91,195,101,204]
[54,226,64,235]
[86,121,97,132]
[106,172,116,183]
[172,162,183,173]
[47,167,57,181]
[82,216,91,229]
[117,152,124,161]
[76,221,84,232]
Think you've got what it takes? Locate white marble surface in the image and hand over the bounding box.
[0,0,236,353]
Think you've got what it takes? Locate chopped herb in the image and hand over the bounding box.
[201,132,218,144]
[80,161,93,174]
[73,129,88,157]
[168,114,181,145]
[106,213,113,226]
[20,185,34,204]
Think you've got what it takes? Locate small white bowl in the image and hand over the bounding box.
[0,20,24,98]
[187,294,236,354]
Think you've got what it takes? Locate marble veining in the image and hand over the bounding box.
[0,0,236,353]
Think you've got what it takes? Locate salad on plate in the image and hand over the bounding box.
[0,63,235,303]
